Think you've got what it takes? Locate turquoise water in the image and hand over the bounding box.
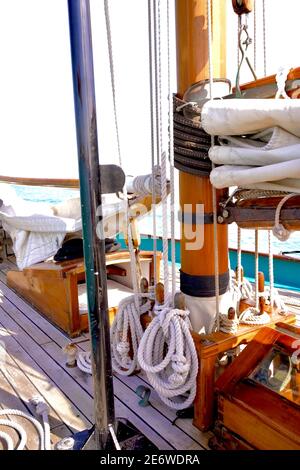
[14,185,300,257]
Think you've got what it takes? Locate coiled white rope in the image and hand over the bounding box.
[0,397,51,450]
[137,306,198,410]
[77,351,92,375]
[111,295,151,376]
[219,314,239,335]
[239,308,270,325]
[130,167,162,197]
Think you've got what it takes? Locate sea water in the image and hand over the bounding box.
[14,185,300,257]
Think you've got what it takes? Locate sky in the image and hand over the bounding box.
[0,0,300,180]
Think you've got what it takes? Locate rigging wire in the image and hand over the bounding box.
[104,0,140,306]
[253,0,257,72]
[148,0,158,288]
[262,0,267,76]
[207,0,220,331]
[154,0,170,305]
[167,0,177,303]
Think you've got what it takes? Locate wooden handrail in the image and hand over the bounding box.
[0,175,80,188]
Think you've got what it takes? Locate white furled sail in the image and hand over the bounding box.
[202,99,300,137]
[202,100,300,192]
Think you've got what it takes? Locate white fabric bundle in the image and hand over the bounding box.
[210,127,300,166]
[202,99,300,138]
[202,100,300,192]
[210,161,300,192]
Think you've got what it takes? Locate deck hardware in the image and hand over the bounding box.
[56,437,76,450]
[172,406,194,425]
[135,385,151,407]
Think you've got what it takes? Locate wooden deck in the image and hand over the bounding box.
[0,257,211,450]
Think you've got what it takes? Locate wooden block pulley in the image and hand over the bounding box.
[232,0,254,15]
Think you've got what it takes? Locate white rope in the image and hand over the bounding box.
[111,295,151,376]
[207,0,220,331]
[219,314,239,335]
[268,230,274,310]
[280,294,300,308]
[0,397,51,451]
[255,229,259,310]
[161,151,170,306]
[237,227,242,288]
[77,351,92,375]
[262,0,267,76]
[130,168,162,197]
[275,66,291,99]
[167,0,176,303]
[239,308,270,325]
[148,0,159,287]
[137,307,198,410]
[273,193,296,242]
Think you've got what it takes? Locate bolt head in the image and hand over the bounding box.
[56,437,75,450]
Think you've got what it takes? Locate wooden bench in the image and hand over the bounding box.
[7,250,161,337]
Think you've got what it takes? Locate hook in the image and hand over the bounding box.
[235,18,257,98]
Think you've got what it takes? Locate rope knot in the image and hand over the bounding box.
[168,372,185,386]
[272,223,290,242]
[116,341,130,356]
[171,354,190,374]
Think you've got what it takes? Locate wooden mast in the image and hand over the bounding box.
[176,0,229,317]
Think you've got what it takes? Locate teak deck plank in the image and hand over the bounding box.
[43,341,197,450]
[0,317,90,434]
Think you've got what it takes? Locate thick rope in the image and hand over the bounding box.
[137,307,198,410]
[219,314,239,335]
[111,295,151,376]
[77,351,92,375]
[273,193,297,241]
[130,169,162,197]
[239,307,270,325]
[235,189,289,202]
[0,397,51,451]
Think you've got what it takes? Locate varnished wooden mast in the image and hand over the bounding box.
[176,0,229,300]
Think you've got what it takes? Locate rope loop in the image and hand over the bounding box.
[137,306,198,410]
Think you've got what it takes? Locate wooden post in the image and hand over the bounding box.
[176,0,228,312]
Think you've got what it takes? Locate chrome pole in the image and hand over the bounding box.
[67,0,115,450]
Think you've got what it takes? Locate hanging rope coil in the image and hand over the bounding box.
[273,193,297,241]
[111,295,151,376]
[137,306,198,410]
[0,397,51,450]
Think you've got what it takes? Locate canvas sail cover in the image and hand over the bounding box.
[202,100,300,192]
